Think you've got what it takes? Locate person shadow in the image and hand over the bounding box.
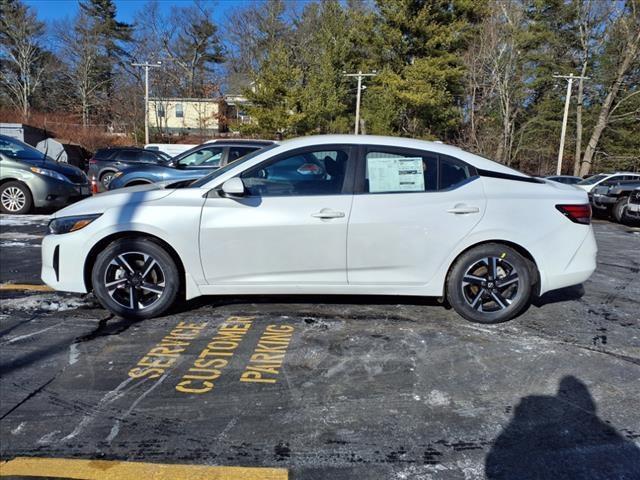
[485,376,640,480]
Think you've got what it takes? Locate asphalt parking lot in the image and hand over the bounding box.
[1,215,639,479]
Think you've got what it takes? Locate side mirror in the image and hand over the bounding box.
[221,177,245,197]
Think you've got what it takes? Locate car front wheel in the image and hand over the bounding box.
[92,238,180,320]
[446,243,533,324]
[612,197,628,223]
[0,181,33,214]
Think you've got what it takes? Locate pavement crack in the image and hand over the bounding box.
[0,376,56,420]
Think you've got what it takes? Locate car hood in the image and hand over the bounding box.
[51,183,174,218]
[24,158,87,183]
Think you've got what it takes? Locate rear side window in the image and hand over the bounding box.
[228,147,257,163]
[93,149,113,160]
[115,150,140,162]
[366,151,437,193]
[439,156,474,190]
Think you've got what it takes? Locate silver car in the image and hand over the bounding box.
[0,134,90,214]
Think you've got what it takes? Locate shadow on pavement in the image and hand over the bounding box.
[532,284,585,307]
[485,375,640,480]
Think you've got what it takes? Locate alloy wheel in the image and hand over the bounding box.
[103,251,166,311]
[461,256,520,313]
[1,186,26,212]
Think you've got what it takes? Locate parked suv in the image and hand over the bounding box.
[0,134,90,214]
[625,187,640,223]
[576,172,640,193]
[87,147,170,189]
[107,140,274,190]
[591,179,640,222]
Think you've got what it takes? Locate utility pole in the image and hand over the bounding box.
[343,70,377,134]
[132,61,162,144]
[553,73,589,175]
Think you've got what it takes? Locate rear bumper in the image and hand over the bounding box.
[540,227,597,294]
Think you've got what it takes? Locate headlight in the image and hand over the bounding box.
[30,167,71,183]
[48,214,101,234]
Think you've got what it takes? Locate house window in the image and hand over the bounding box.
[175,103,184,118]
[157,104,165,118]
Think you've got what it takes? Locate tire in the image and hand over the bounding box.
[92,238,180,320]
[0,181,33,214]
[612,197,628,223]
[446,243,533,324]
[100,171,115,188]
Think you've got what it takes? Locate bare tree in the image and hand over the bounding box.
[55,13,110,126]
[0,0,47,118]
[579,0,640,176]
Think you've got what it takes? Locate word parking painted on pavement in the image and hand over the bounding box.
[241,325,294,384]
[176,316,255,394]
[128,321,208,379]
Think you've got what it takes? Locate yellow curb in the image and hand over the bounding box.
[0,283,54,292]
[0,457,288,480]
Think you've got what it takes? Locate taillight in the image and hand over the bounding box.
[556,204,591,225]
[89,158,97,165]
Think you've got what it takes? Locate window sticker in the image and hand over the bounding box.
[368,156,425,193]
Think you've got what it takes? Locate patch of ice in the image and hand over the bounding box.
[426,389,450,406]
[0,214,50,226]
[0,241,38,247]
[0,232,43,240]
[0,293,97,312]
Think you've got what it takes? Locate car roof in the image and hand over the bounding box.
[204,139,275,146]
[277,134,528,177]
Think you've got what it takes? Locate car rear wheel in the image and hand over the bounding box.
[0,181,33,214]
[446,243,532,324]
[100,171,115,188]
[612,197,628,223]
[92,238,179,320]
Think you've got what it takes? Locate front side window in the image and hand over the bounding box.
[138,151,161,163]
[177,147,223,168]
[241,148,350,197]
[175,103,184,118]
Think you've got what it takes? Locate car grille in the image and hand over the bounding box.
[630,190,640,205]
[67,171,89,184]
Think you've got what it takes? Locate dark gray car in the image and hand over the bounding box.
[0,134,90,214]
[87,147,170,189]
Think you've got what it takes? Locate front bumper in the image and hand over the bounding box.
[626,201,640,219]
[591,193,615,211]
[30,175,91,208]
[41,230,90,294]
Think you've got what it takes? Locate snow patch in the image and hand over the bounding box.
[0,214,50,226]
[0,294,97,312]
[0,241,38,247]
[426,389,450,406]
[0,232,43,240]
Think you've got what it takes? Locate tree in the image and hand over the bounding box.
[0,0,47,118]
[579,0,640,176]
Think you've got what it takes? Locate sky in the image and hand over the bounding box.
[24,0,252,24]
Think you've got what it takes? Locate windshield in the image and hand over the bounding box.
[577,174,607,185]
[0,135,47,161]
[190,144,278,187]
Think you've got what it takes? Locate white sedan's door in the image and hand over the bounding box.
[199,146,354,285]
[347,148,486,286]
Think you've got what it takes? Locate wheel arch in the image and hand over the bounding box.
[444,239,540,294]
[124,179,153,187]
[83,231,186,296]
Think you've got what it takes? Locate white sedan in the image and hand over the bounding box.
[42,135,597,323]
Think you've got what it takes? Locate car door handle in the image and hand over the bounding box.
[311,209,345,219]
[447,204,480,214]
